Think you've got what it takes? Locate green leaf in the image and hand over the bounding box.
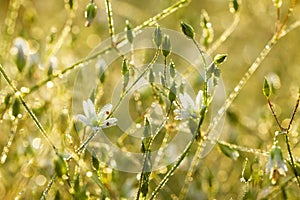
[263,77,272,98]
[92,150,100,170]
[218,142,239,160]
[241,158,252,182]
[54,190,61,200]
[180,21,195,39]
[54,154,67,178]
[12,98,21,117]
[168,82,176,102]
[4,94,12,108]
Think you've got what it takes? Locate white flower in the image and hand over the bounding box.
[265,144,288,185]
[174,90,203,120]
[76,99,117,131]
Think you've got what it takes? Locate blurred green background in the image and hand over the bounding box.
[1,0,300,199]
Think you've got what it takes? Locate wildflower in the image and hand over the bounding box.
[174,90,203,120]
[265,143,288,184]
[76,99,117,131]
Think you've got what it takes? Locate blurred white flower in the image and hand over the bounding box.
[266,143,288,185]
[174,90,203,120]
[76,99,117,131]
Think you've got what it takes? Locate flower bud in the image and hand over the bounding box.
[180,21,195,39]
[169,61,176,78]
[213,54,227,65]
[149,68,155,83]
[125,20,134,44]
[263,77,272,98]
[153,26,163,48]
[12,98,21,118]
[168,82,177,102]
[162,34,171,58]
[229,0,239,13]
[272,0,282,8]
[85,1,97,27]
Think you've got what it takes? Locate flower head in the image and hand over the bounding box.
[174,90,203,120]
[266,143,288,185]
[76,99,117,131]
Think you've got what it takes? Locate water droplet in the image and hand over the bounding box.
[46,81,54,89]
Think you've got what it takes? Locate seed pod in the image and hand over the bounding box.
[153,26,162,48]
[180,21,195,40]
[85,1,97,27]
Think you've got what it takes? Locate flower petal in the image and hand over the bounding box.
[179,92,195,109]
[76,114,91,126]
[100,118,117,128]
[98,104,113,120]
[174,109,190,120]
[195,90,203,111]
[86,99,97,119]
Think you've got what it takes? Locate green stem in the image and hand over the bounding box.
[179,19,300,200]
[105,0,115,44]
[149,134,197,200]
[192,39,208,106]
[109,49,160,117]
[284,134,300,186]
[207,13,240,55]
[149,112,205,200]
[285,92,300,186]
[136,104,173,200]
[27,46,113,95]
[0,118,18,164]
[25,0,190,97]
[0,64,58,153]
[132,0,190,33]
[40,175,56,200]
[0,0,21,59]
